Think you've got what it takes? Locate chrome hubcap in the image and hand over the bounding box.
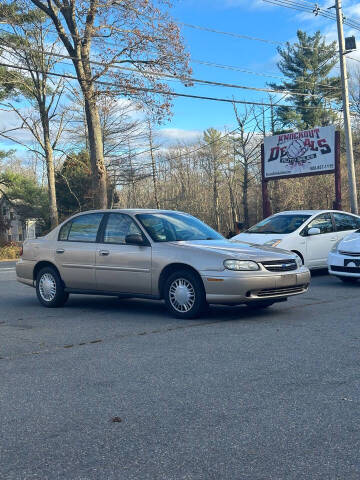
[169,278,195,313]
[39,273,56,301]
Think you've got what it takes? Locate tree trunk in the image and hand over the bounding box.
[44,138,59,229]
[83,93,108,209]
[40,107,58,229]
[148,122,160,209]
[242,162,249,229]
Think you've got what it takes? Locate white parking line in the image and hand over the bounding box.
[0,268,16,272]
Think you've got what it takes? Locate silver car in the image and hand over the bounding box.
[16,209,310,318]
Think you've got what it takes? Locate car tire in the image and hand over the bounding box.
[337,276,358,284]
[245,301,274,309]
[36,267,69,308]
[164,270,206,319]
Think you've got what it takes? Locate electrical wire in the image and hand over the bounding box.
[191,59,341,92]
[262,0,360,31]
[0,41,342,102]
[0,61,346,112]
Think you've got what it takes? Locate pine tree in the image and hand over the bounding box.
[270,30,341,130]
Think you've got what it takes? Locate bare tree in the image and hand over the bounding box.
[147,120,160,209]
[232,105,262,228]
[22,0,191,209]
[0,18,67,228]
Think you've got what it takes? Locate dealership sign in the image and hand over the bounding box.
[263,126,335,179]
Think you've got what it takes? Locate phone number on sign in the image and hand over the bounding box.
[310,164,334,171]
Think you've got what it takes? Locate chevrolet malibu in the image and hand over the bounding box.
[16,209,311,319]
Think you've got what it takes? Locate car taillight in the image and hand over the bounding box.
[20,246,23,256]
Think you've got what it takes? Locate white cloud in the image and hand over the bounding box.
[221,0,268,8]
[158,128,202,145]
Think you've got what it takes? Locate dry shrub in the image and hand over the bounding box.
[0,243,21,260]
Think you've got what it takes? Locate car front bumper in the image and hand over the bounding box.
[328,252,360,278]
[201,267,310,304]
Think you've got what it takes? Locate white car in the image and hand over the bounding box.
[328,229,360,283]
[232,210,360,269]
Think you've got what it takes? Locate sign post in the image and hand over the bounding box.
[261,126,341,218]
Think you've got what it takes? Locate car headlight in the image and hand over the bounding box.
[331,239,342,253]
[224,259,260,271]
[263,239,282,247]
[294,255,303,269]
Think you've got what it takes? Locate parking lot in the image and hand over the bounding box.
[1,261,360,480]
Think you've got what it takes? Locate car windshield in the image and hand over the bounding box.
[136,212,224,242]
[246,214,311,234]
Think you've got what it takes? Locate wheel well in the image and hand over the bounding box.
[158,263,204,298]
[291,250,304,264]
[33,261,62,283]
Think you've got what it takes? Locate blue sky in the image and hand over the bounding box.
[159,0,360,140]
[1,0,360,153]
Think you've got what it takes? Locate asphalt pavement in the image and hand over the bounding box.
[1,262,360,479]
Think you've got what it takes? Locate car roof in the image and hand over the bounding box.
[271,210,358,216]
[70,208,187,215]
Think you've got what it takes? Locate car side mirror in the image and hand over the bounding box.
[125,234,146,246]
[307,227,321,236]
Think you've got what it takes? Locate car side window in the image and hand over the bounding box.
[103,213,143,244]
[307,213,334,234]
[58,221,72,241]
[65,213,103,242]
[333,213,360,232]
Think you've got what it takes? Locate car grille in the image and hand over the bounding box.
[249,285,308,298]
[330,265,360,274]
[261,259,297,272]
[338,251,360,257]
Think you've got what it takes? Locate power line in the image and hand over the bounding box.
[0,61,347,112]
[179,22,282,46]
[0,35,342,95]
[263,0,360,31]
[2,61,348,165]
[191,59,342,92]
[0,42,341,102]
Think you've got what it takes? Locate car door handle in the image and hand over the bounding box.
[99,250,110,256]
[330,237,337,241]
[56,249,65,254]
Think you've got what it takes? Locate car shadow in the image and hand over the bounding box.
[310,268,329,277]
[63,295,278,323]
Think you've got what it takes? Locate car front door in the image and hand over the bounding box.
[95,213,152,294]
[303,213,338,268]
[55,213,104,289]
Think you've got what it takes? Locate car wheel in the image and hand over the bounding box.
[36,267,69,308]
[337,276,358,284]
[164,270,206,319]
[245,301,274,309]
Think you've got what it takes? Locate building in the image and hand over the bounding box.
[0,196,37,243]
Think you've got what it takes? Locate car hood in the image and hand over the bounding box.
[338,232,360,252]
[231,232,289,245]
[171,239,296,261]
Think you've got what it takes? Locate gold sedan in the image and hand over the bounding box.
[16,209,310,318]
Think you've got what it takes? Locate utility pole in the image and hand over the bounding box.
[335,0,358,214]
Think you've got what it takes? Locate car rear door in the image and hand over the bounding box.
[303,213,338,268]
[95,213,152,294]
[55,213,104,289]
